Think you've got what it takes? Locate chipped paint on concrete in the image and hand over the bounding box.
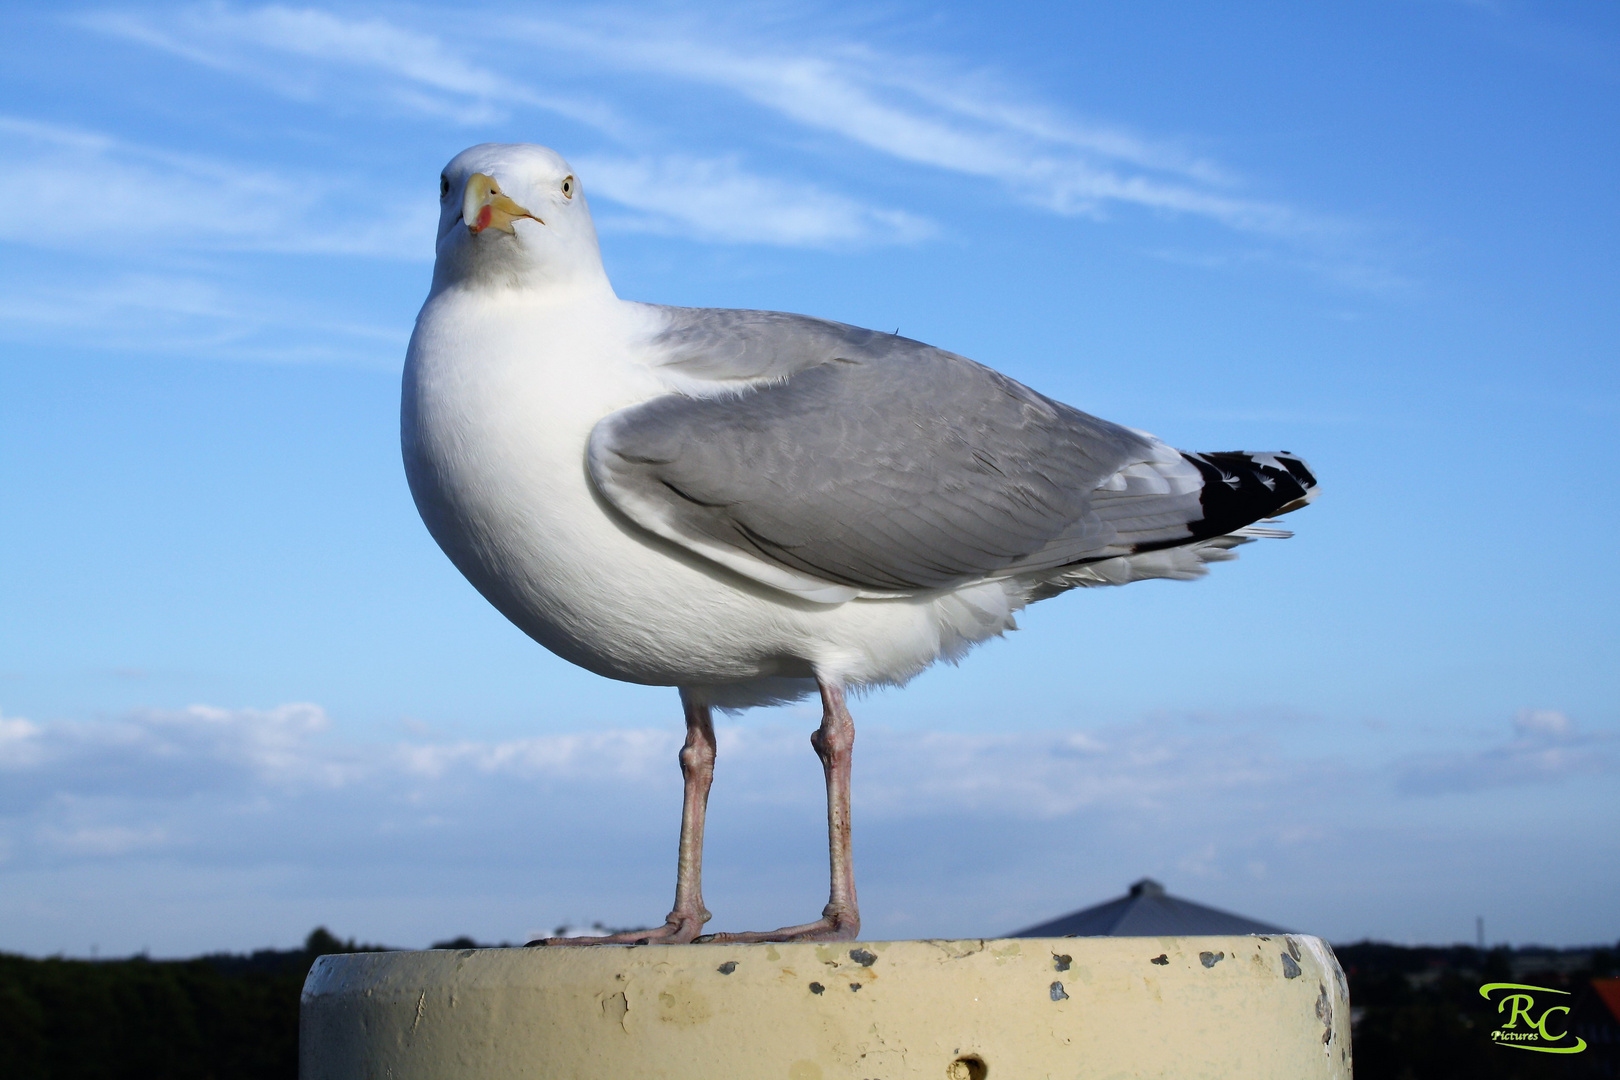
[990,942,1021,964]
[923,939,984,961]
[301,937,1352,1079]
[1292,935,1347,1057]
[601,990,629,1030]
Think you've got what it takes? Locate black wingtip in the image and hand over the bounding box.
[1178,451,1318,544]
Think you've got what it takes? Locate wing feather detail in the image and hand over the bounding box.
[589,308,1317,603]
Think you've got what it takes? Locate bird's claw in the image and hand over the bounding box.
[699,910,860,944]
[527,913,707,947]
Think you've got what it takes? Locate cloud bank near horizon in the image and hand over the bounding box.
[2,700,1611,955]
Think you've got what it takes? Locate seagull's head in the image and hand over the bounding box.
[431,143,610,296]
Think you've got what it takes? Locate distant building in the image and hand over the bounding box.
[1009,878,1288,938]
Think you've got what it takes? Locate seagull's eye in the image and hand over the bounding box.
[439,176,449,199]
[561,176,574,199]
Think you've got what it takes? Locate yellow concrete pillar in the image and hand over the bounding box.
[301,935,1351,1078]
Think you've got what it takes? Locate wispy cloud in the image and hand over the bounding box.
[79,4,587,128]
[1395,709,1615,794]
[0,703,345,807]
[1140,244,1414,295]
[0,269,409,366]
[79,6,926,249]
[0,115,432,258]
[0,114,419,361]
[80,4,1364,261]
[511,14,1337,240]
[579,154,932,247]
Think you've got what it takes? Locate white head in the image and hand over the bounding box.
[430,143,611,297]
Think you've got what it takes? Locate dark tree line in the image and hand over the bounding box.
[0,929,377,1080]
[1337,941,1620,1079]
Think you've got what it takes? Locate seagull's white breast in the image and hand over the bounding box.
[402,287,1024,701]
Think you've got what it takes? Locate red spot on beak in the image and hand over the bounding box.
[471,204,494,234]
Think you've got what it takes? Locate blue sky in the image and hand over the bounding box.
[1,1,1616,956]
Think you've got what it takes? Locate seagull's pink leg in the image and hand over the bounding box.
[667,692,718,934]
[705,679,860,943]
[533,691,715,946]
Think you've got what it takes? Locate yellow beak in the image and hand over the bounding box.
[463,173,542,235]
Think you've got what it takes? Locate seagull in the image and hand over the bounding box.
[402,143,1317,945]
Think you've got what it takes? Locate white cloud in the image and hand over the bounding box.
[81,5,542,126]
[514,15,1331,238]
[0,114,421,362]
[1140,244,1414,295]
[188,5,507,97]
[392,728,676,783]
[1513,707,1574,738]
[0,712,44,768]
[0,701,1316,834]
[0,268,408,366]
[0,115,433,259]
[1395,709,1614,794]
[78,6,922,249]
[0,703,345,796]
[80,5,1361,258]
[42,824,170,857]
[3,701,1617,953]
[578,154,932,247]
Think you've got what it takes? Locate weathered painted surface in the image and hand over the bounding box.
[301,935,1352,1079]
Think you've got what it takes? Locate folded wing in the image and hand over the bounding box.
[589,308,1314,603]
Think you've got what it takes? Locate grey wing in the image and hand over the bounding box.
[589,310,1165,602]
[634,304,907,385]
